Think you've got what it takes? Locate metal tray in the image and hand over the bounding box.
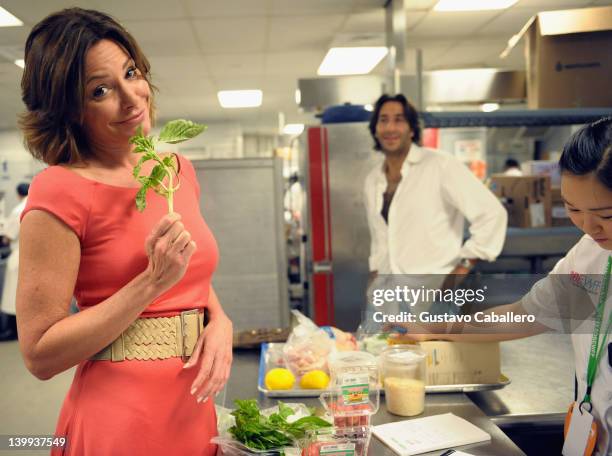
[257,343,511,398]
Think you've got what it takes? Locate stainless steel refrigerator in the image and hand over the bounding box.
[302,123,381,331]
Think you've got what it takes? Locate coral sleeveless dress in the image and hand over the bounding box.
[22,155,219,456]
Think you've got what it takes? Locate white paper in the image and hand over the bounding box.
[372,413,490,456]
[562,405,594,456]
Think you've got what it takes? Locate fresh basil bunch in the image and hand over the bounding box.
[129,119,206,213]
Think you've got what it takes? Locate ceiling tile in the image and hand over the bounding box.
[270,0,354,15]
[341,9,385,32]
[410,10,503,37]
[192,18,267,53]
[0,0,86,25]
[122,20,200,56]
[0,27,30,49]
[433,38,510,69]
[405,11,428,29]
[148,55,209,80]
[212,75,266,91]
[268,15,346,51]
[183,0,270,17]
[260,75,299,92]
[476,8,535,35]
[205,53,266,78]
[515,0,595,8]
[89,0,188,20]
[404,0,438,10]
[153,75,217,98]
[265,51,325,76]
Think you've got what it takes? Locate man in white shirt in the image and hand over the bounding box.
[503,158,523,176]
[0,182,29,341]
[364,94,507,282]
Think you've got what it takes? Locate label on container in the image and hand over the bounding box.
[340,373,369,405]
[320,443,356,455]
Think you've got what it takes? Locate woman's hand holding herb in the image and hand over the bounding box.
[143,213,196,294]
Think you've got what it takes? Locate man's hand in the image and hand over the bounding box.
[441,259,477,290]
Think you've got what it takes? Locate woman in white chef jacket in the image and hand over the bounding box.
[393,118,612,456]
[0,183,29,340]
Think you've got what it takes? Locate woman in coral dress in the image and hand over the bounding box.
[16,8,232,455]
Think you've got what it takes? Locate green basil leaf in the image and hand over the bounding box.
[136,186,148,212]
[133,155,149,178]
[158,119,206,144]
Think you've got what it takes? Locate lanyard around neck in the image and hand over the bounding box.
[582,255,612,408]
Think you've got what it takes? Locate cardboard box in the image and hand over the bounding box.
[551,187,563,205]
[522,160,561,187]
[420,341,501,385]
[490,175,552,228]
[503,6,612,108]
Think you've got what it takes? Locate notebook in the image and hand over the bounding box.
[372,413,491,456]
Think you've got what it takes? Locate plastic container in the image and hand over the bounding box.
[300,426,371,456]
[328,351,379,389]
[321,351,380,427]
[319,391,375,427]
[380,346,426,417]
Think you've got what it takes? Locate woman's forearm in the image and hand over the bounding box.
[433,302,549,342]
[24,270,159,380]
[393,302,550,343]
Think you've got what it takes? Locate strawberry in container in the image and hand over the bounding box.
[329,402,372,428]
[319,392,374,427]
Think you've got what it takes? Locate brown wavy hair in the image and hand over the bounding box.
[368,94,422,151]
[18,8,156,165]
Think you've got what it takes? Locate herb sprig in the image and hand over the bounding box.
[129,119,206,213]
[229,399,331,452]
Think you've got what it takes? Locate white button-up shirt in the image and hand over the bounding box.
[363,144,507,274]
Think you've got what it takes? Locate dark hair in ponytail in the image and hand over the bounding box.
[559,117,612,190]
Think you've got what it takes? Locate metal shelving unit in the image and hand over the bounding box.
[421,108,611,128]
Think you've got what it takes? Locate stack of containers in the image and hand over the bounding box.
[304,351,380,455]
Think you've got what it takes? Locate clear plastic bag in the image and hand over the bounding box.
[212,437,300,456]
[283,310,335,378]
[213,403,312,456]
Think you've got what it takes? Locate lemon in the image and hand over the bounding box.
[300,370,330,389]
[265,368,295,390]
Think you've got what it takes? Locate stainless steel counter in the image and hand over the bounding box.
[468,334,573,418]
[221,351,525,456]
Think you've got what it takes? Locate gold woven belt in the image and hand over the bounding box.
[90,309,204,362]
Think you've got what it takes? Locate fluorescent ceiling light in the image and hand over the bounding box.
[481,103,500,112]
[0,7,23,26]
[318,47,388,76]
[434,0,518,11]
[14,59,24,69]
[282,124,305,136]
[217,90,262,108]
